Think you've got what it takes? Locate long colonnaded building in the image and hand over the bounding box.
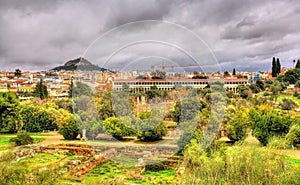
[113,78,249,93]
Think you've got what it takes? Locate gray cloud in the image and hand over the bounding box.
[0,0,300,72]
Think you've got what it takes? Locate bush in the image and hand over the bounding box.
[182,145,300,185]
[145,160,165,172]
[280,98,297,110]
[10,131,34,146]
[137,121,167,142]
[267,136,289,149]
[103,117,134,139]
[59,120,79,140]
[286,124,300,146]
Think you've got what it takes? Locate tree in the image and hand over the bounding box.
[96,91,115,120]
[237,85,251,99]
[68,79,73,98]
[136,118,167,142]
[226,107,251,142]
[72,81,92,97]
[295,80,300,88]
[232,68,236,76]
[0,92,22,133]
[9,131,33,146]
[33,79,48,99]
[280,98,297,110]
[14,68,22,94]
[250,108,292,146]
[14,69,22,78]
[224,71,230,77]
[272,57,277,77]
[150,70,166,79]
[59,119,79,140]
[282,68,300,84]
[270,81,281,101]
[296,59,300,69]
[276,58,281,75]
[285,124,300,146]
[103,116,134,139]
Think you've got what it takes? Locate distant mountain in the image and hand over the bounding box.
[52,57,110,71]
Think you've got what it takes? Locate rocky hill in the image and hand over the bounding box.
[52,57,109,71]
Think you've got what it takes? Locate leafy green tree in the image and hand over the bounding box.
[169,101,181,122]
[250,84,261,93]
[286,124,300,146]
[224,71,230,77]
[255,79,265,91]
[14,68,22,78]
[103,116,134,139]
[72,81,93,97]
[145,85,160,100]
[33,79,48,99]
[226,107,251,142]
[232,68,236,76]
[59,118,79,140]
[96,91,115,120]
[270,81,281,101]
[237,85,251,99]
[150,70,166,79]
[282,68,300,84]
[180,90,200,122]
[86,119,104,140]
[0,92,22,132]
[136,118,167,141]
[250,108,292,146]
[14,68,22,94]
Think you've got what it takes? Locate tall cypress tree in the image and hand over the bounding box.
[272,57,277,77]
[296,59,300,69]
[232,68,236,76]
[276,58,281,76]
[33,79,48,99]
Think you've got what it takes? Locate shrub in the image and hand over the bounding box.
[182,145,300,185]
[137,121,167,142]
[145,160,165,172]
[250,109,292,146]
[103,117,134,140]
[267,136,289,149]
[10,131,34,146]
[280,98,297,110]
[59,120,79,140]
[285,124,300,146]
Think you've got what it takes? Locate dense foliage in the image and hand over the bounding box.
[9,131,34,146]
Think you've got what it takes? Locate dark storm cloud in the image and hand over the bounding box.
[0,0,300,71]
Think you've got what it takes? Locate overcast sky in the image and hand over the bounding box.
[0,0,300,72]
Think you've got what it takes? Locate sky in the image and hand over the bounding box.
[0,0,300,72]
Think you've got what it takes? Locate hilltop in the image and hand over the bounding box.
[51,57,109,71]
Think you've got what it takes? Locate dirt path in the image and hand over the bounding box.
[38,131,65,144]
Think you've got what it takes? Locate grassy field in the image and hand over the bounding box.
[0,132,45,151]
[84,160,178,185]
[277,94,300,106]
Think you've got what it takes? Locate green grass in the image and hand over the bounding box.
[285,156,300,167]
[277,95,300,106]
[163,121,177,128]
[128,169,177,185]
[0,133,45,151]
